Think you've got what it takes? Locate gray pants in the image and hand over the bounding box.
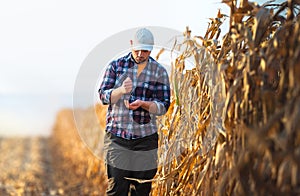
[104,132,158,196]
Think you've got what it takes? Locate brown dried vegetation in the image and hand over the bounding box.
[0,108,107,196]
[152,0,300,195]
[50,109,107,195]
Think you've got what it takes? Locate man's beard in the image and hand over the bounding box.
[135,57,147,64]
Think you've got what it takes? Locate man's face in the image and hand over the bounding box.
[132,50,151,64]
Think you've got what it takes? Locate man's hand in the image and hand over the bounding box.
[124,99,158,113]
[124,99,143,110]
[110,77,132,104]
[121,77,133,94]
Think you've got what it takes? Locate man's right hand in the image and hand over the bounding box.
[121,77,133,94]
[110,77,133,104]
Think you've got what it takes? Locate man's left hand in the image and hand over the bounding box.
[124,99,143,110]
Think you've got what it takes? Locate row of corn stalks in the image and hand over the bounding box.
[51,108,107,195]
[152,0,300,195]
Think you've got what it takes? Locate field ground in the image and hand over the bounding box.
[0,137,106,196]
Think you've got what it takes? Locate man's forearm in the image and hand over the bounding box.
[110,77,132,104]
[110,87,124,104]
[140,101,158,114]
[141,100,167,115]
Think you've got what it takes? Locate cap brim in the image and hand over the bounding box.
[132,44,153,51]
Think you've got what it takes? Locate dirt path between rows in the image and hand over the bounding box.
[0,137,59,195]
[0,137,106,196]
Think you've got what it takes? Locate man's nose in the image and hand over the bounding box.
[137,50,142,56]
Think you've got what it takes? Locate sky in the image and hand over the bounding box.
[0,0,278,136]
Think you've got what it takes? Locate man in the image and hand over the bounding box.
[98,27,171,196]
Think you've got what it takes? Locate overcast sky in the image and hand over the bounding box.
[0,0,231,95]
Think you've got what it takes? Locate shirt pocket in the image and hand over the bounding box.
[142,82,154,99]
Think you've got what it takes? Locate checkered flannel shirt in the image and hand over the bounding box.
[98,52,171,139]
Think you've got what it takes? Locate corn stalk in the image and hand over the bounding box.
[152,1,300,195]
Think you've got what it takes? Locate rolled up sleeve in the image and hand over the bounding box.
[99,88,114,105]
[98,63,116,105]
[153,71,171,116]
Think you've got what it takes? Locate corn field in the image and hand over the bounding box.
[151,0,300,195]
[52,1,300,195]
[50,109,107,195]
[0,108,107,195]
[3,0,298,195]
[50,0,300,195]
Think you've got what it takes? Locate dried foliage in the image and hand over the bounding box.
[152,0,300,195]
[0,107,107,196]
[51,109,107,195]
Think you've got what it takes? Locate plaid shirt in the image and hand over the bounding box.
[99,52,171,139]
